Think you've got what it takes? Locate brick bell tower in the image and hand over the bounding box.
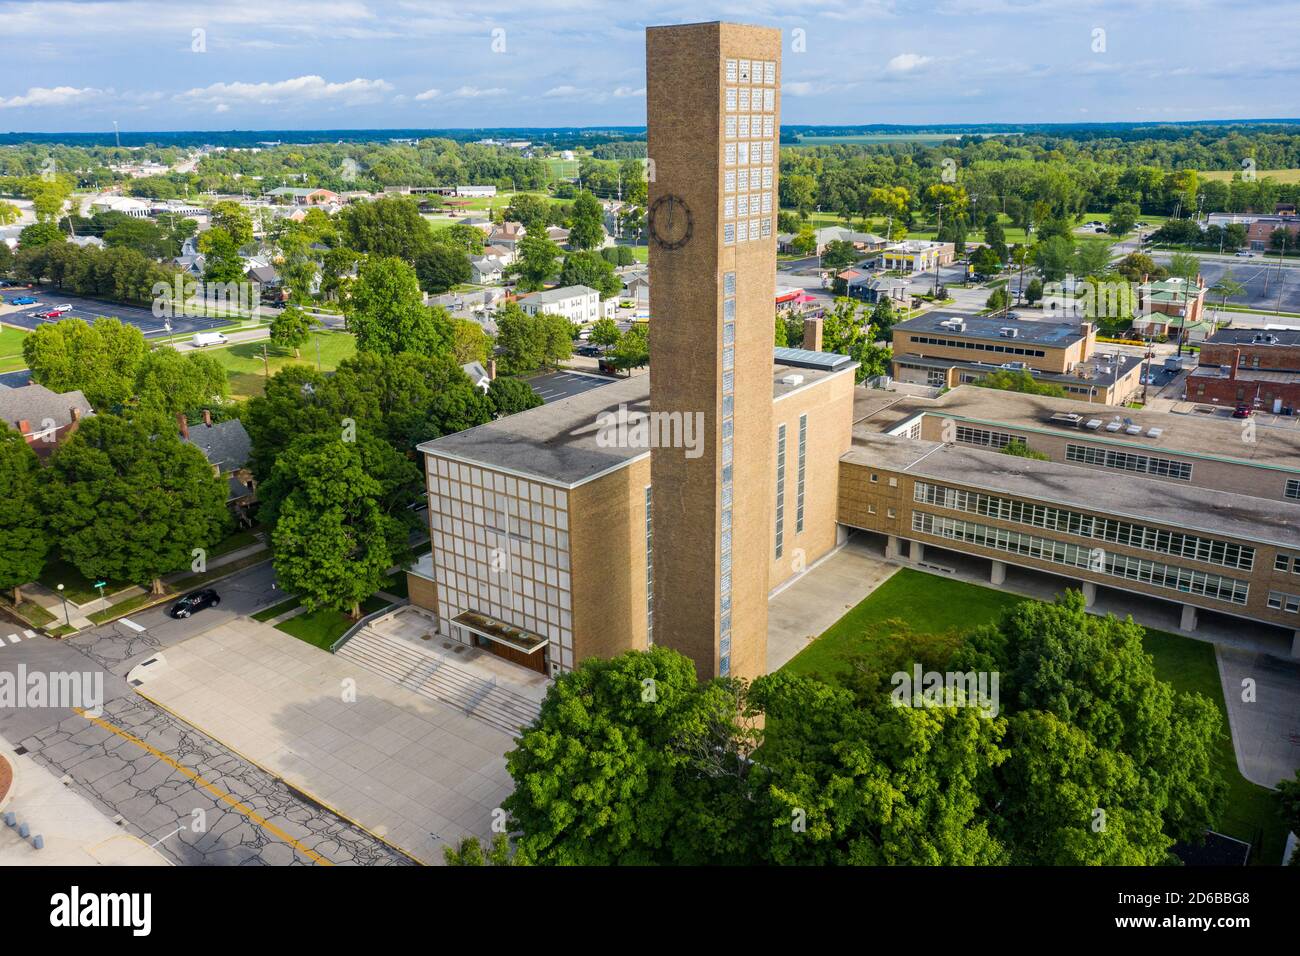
[646,22,781,679]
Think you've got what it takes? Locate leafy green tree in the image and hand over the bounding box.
[18,221,64,249]
[347,257,452,357]
[1208,272,1245,317]
[1074,238,1113,278]
[102,218,172,259]
[753,671,1008,865]
[22,316,148,409]
[820,240,858,271]
[431,223,487,256]
[507,234,562,292]
[268,432,418,618]
[451,318,490,365]
[983,219,1009,262]
[503,195,552,232]
[567,191,606,250]
[1000,438,1051,460]
[270,304,321,358]
[0,240,13,277]
[134,348,229,416]
[558,251,620,298]
[443,834,518,866]
[849,337,892,382]
[1108,202,1140,236]
[0,425,47,604]
[791,227,818,256]
[494,305,572,374]
[487,377,543,417]
[588,317,621,355]
[1025,277,1044,305]
[611,322,648,370]
[1034,235,1075,282]
[198,228,246,284]
[972,368,1067,397]
[504,647,761,865]
[42,414,229,594]
[340,195,431,261]
[986,287,1009,311]
[207,200,255,248]
[870,297,897,341]
[971,246,1002,277]
[774,312,788,347]
[413,244,471,294]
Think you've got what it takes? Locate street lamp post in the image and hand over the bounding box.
[56,583,70,627]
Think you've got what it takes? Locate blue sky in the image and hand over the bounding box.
[0,0,1294,132]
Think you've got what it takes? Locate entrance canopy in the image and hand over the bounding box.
[452,611,548,655]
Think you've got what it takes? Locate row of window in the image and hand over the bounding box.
[723,218,774,245]
[775,423,787,559]
[1274,552,1300,574]
[796,415,807,534]
[725,86,776,112]
[1267,591,1300,613]
[725,114,776,139]
[955,424,1016,448]
[720,271,737,677]
[723,192,773,219]
[1287,479,1300,500]
[913,481,1255,571]
[1065,443,1194,481]
[913,511,1250,605]
[724,140,775,167]
[725,166,774,194]
[645,486,654,644]
[725,58,777,86]
[905,334,1047,358]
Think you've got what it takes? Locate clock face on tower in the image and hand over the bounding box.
[648,194,694,250]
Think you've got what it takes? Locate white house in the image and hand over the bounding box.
[515,285,614,324]
[470,257,504,284]
[88,196,151,219]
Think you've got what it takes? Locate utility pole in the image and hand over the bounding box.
[932,201,945,298]
[1275,235,1289,315]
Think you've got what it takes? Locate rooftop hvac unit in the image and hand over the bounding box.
[999,327,1019,337]
[1147,427,1163,438]
[1105,421,1123,432]
[782,373,805,386]
[1085,419,1103,429]
[1125,424,1142,435]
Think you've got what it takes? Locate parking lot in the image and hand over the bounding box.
[1155,255,1300,316]
[0,286,246,339]
[524,369,618,403]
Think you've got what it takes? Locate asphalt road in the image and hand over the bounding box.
[0,562,409,865]
[0,287,272,339]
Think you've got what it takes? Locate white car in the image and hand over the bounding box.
[191,332,229,347]
[1234,250,1255,257]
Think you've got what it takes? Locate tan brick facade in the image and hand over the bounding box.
[647,22,781,680]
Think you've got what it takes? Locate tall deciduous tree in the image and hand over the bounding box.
[134,347,229,416]
[0,424,47,603]
[22,316,148,409]
[347,256,452,357]
[567,191,606,251]
[42,414,229,594]
[270,304,321,358]
[267,432,418,618]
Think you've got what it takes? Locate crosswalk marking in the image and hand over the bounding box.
[22,629,34,638]
[5,634,19,644]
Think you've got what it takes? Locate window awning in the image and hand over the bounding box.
[452,611,548,655]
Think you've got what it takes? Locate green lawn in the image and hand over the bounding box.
[38,558,131,605]
[207,330,357,398]
[275,594,391,650]
[252,596,301,622]
[0,325,27,372]
[1200,168,1300,184]
[783,568,1286,864]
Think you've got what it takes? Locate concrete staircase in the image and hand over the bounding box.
[336,628,541,736]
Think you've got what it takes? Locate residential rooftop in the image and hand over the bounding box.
[516,285,600,306]
[852,384,1300,473]
[845,431,1300,548]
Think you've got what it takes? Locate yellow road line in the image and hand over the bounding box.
[73,707,333,866]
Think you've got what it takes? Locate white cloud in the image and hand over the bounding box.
[447,85,506,98]
[612,86,645,98]
[886,53,934,73]
[0,85,106,108]
[414,88,441,101]
[178,74,392,106]
[544,85,583,98]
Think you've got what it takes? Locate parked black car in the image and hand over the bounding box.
[168,588,221,619]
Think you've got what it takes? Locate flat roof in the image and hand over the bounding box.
[843,432,1300,547]
[894,351,1141,388]
[894,313,1087,348]
[851,384,1300,473]
[420,360,853,486]
[1206,328,1300,347]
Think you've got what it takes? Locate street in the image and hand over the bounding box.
[0,562,409,866]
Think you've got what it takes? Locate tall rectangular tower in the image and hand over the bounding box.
[646,22,780,680]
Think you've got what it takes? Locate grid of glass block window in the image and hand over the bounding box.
[1287,478,1300,500]
[913,481,1255,571]
[1065,443,1193,481]
[796,414,807,533]
[912,511,1249,605]
[721,56,776,245]
[645,484,653,645]
[426,455,574,670]
[719,272,737,676]
[775,423,786,559]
